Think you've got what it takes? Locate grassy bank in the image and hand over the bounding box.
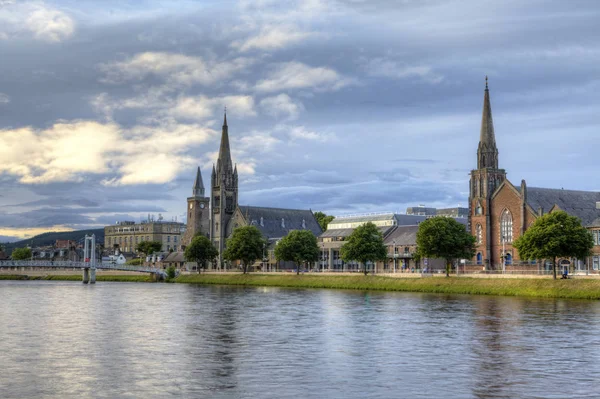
[0,274,153,282]
[175,274,600,300]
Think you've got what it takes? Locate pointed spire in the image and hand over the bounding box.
[217,110,233,172]
[477,76,498,169]
[193,166,204,197]
[223,107,227,127]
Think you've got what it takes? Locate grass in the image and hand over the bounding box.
[175,274,600,300]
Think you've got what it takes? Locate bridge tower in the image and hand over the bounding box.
[83,234,97,284]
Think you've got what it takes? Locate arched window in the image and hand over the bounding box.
[505,253,512,265]
[476,203,483,215]
[476,224,483,244]
[476,253,482,265]
[501,209,513,243]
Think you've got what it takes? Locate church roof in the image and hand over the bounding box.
[238,205,322,239]
[520,186,600,226]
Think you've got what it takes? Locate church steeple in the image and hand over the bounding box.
[477,76,499,169]
[217,110,233,173]
[193,166,204,197]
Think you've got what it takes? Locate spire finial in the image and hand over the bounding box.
[485,75,488,90]
[223,106,228,127]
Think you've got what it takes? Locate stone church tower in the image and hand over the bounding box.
[469,77,506,269]
[182,166,210,248]
[211,112,238,266]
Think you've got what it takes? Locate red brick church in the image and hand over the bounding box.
[468,78,600,273]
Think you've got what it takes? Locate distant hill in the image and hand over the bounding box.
[2,229,104,255]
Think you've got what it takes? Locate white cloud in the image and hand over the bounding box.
[365,58,443,83]
[286,125,336,142]
[99,52,254,87]
[168,95,256,121]
[0,93,9,104]
[232,25,314,52]
[255,62,353,92]
[259,93,304,119]
[0,3,74,42]
[0,120,215,185]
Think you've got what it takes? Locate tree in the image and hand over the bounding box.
[12,247,32,260]
[275,230,319,275]
[314,211,335,231]
[513,211,593,280]
[340,222,387,275]
[415,217,476,277]
[223,226,266,274]
[184,235,219,272]
[137,241,162,257]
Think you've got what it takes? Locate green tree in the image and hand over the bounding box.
[314,211,335,231]
[12,247,32,260]
[275,230,319,275]
[136,241,162,257]
[223,226,266,274]
[415,217,476,277]
[340,222,387,275]
[513,211,593,280]
[184,235,219,272]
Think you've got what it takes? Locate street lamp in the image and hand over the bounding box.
[502,235,506,274]
[321,243,325,272]
[392,240,396,273]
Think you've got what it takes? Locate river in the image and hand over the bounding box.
[0,281,599,398]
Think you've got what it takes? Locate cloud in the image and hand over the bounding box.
[232,25,315,52]
[99,52,254,87]
[168,95,256,121]
[0,120,215,185]
[365,57,443,83]
[255,62,353,92]
[0,3,74,42]
[259,94,304,119]
[0,93,9,104]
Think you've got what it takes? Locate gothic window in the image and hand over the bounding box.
[501,209,513,243]
[476,203,483,215]
[476,224,482,244]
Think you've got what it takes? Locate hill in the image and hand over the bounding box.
[2,229,105,255]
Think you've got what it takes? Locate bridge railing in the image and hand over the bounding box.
[0,260,165,275]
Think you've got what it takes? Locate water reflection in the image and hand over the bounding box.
[1,282,600,399]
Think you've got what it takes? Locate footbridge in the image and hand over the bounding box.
[0,260,167,283]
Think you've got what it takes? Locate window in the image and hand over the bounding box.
[594,230,600,245]
[174,236,177,242]
[167,236,171,242]
[594,256,599,271]
[501,209,513,243]
[476,224,482,244]
[476,253,482,265]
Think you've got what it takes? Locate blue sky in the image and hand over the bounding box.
[1,0,599,241]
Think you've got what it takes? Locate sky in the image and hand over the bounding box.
[1,0,600,241]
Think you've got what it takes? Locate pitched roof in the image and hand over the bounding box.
[328,213,427,227]
[238,205,322,239]
[383,225,419,246]
[163,252,185,262]
[479,77,496,147]
[320,226,395,239]
[521,186,600,226]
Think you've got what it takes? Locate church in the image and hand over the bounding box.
[469,79,600,273]
[180,113,322,268]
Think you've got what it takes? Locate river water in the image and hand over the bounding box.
[0,281,599,398]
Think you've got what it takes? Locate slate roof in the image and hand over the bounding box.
[163,252,185,263]
[238,205,322,239]
[383,225,419,246]
[320,226,394,239]
[519,187,600,226]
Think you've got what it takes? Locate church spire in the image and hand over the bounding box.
[477,76,498,169]
[193,166,204,197]
[217,109,233,172]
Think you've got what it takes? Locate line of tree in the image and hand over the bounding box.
[11,247,32,260]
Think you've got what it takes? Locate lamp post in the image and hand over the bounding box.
[502,235,506,274]
[321,243,325,272]
[393,240,396,273]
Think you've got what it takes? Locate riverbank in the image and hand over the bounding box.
[175,274,600,300]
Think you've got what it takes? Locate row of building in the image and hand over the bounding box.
[102,78,600,274]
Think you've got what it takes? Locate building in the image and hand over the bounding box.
[328,213,427,230]
[406,206,469,218]
[468,78,600,273]
[104,219,185,253]
[180,112,322,269]
[181,167,210,248]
